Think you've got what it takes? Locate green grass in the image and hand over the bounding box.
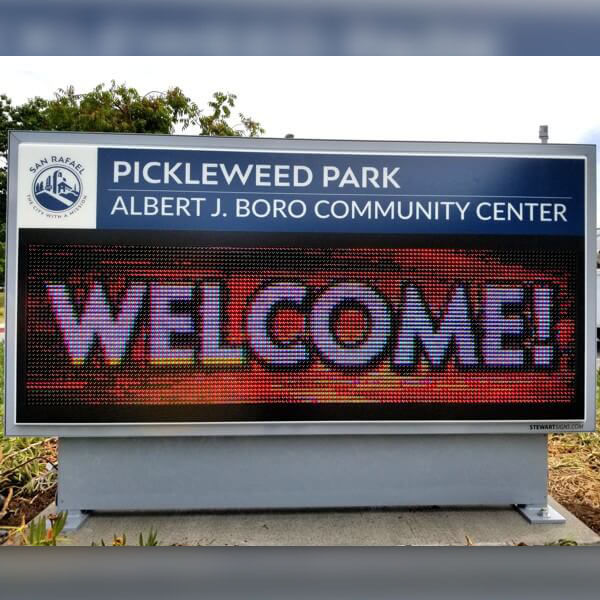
[1,342,57,525]
[0,341,5,437]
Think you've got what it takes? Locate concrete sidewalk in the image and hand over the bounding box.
[64,498,599,546]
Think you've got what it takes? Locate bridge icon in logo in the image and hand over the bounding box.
[32,165,83,212]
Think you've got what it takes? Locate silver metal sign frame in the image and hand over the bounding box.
[5,131,596,437]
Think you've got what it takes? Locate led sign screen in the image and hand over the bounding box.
[18,230,582,423]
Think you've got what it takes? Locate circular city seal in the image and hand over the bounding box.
[32,165,83,213]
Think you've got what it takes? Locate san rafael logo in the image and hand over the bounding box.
[28,156,87,217]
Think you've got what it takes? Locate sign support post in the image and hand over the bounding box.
[56,434,553,530]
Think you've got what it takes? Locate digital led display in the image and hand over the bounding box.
[17,230,583,424]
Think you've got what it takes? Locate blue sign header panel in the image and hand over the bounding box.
[97,148,585,236]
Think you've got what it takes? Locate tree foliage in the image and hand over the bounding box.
[0,82,264,281]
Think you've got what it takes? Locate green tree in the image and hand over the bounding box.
[0,83,264,281]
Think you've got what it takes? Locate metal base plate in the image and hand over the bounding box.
[515,504,566,524]
[63,509,89,532]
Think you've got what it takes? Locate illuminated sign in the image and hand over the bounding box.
[5,133,596,435]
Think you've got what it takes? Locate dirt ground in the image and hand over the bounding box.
[548,410,600,536]
[0,485,56,528]
[559,503,600,534]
